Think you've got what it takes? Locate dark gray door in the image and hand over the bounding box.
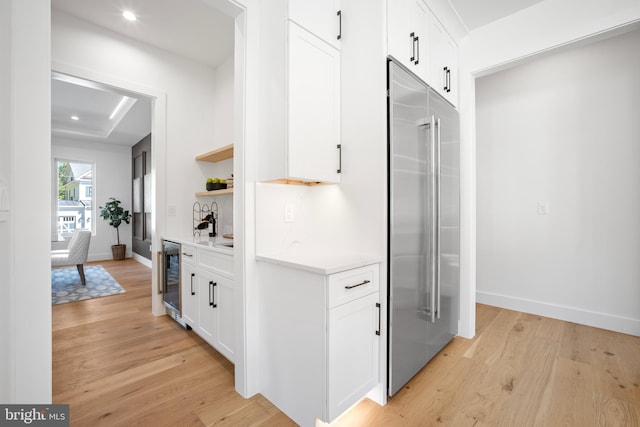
[132,134,151,260]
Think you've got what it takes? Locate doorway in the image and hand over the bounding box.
[51,72,154,262]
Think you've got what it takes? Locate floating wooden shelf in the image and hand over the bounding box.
[195,144,234,163]
[195,188,234,197]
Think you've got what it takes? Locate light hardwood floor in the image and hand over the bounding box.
[53,259,640,426]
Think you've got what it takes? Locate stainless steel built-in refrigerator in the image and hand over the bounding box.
[387,59,460,396]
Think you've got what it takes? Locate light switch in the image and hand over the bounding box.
[537,201,550,215]
[284,204,294,223]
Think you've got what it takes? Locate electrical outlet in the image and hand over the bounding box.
[537,201,550,215]
[284,204,294,223]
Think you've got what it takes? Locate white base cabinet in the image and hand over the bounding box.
[259,262,380,426]
[180,243,234,363]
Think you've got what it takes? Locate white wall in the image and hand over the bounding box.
[464,0,640,75]
[476,29,640,336]
[194,56,234,237]
[0,0,52,403]
[51,9,227,240]
[0,0,12,403]
[458,0,640,338]
[52,137,132,260]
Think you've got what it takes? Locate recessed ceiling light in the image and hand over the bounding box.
[109,96,130,120]
[70,116,79,121]
[122,10,137,22]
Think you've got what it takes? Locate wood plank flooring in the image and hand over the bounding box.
[53,259,640,426]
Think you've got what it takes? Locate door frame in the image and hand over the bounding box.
[51,60,168,317]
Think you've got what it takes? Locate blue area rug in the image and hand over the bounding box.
[51,265,125,305]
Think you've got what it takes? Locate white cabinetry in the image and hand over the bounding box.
[327,267,380,420]
[181,267,198,327]
[260,0,341,184]
[289,0,342,49]
[428,17,458,106]
[288,22,341,183]
[260,262,380,426]
[180,243,234,362]
[387,0,458,106]
[387,0,431,83]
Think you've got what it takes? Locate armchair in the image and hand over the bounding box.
[51,230,92,286]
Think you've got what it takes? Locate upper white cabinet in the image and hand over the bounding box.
[428,17,458,106]
[289,0,342,49]
[387,0,458,107]
[259,0,342,184]
[387,0,431,83]
[288,22,341,183]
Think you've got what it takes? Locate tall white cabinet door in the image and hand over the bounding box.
[180,263,197,328]
[328,292,380,420]
[288,22,341,183]
[213,274,234,362]
[289,0,341,49]
[197,274,216,345]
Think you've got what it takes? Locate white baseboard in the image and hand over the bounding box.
[87,252,114,262]
[476,290,640,337]
[132,253,152,268]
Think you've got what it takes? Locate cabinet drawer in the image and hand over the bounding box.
[181,244,196,265]
[328,264,379,308]
[198,249,233,277]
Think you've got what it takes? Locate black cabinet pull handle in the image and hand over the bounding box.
[209,281,217,308]
[337,10,342,40]
[443,66,448,92]
[415,35,419,65]
[446,67,451,93]
[376,303,381,336]
[190,273,195,296]
[410,32,416,63]
[344,279,370,290]
[337,144,342,174]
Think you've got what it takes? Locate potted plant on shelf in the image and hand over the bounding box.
[99,197,132,260]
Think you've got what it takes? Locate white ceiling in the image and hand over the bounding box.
[52,0,235,68]
[51,0,235,147]
[51,73,153,146]
[50,0,543,146]
[449,0,545,32]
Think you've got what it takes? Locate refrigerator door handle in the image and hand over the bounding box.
[436,117,442,320]
[430,115,437,324]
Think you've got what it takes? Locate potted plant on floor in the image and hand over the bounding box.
[99,197,132,260]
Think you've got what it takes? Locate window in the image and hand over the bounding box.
[55,159,95,239]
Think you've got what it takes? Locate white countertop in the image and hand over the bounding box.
[163,235,234,255]
[256,251,381,275]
